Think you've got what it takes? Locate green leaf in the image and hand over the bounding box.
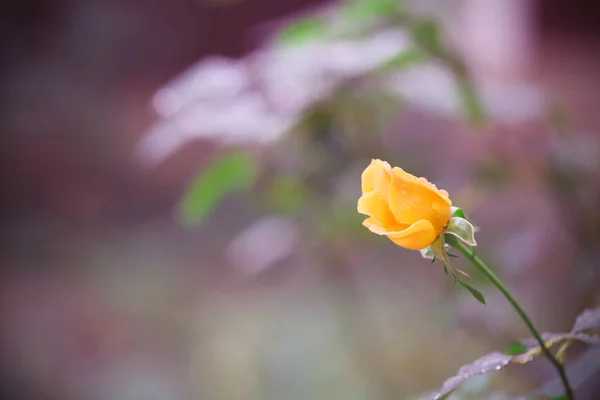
[506,342,528,355]
[550,396,569,400]
[458,280,486,304]
[411,19,444,55]
[279,18,327,46]
[445,217,477,246]
[179,152,258,226]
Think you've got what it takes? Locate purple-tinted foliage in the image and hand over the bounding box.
[430,352,513,400]
[432,307,600,399]
[571,307,600,333]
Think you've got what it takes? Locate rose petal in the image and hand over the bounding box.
[388,170,452,234]
[357,192,396,226]
[361,159,391,196]
[392,167,451,205]
[386,219,437,250]
[363,218,437,250]
[362,216,408,235]
[362,217,389,235]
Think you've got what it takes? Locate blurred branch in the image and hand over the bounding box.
[392,12,487,127]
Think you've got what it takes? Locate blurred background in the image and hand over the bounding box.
[2,0,600,399]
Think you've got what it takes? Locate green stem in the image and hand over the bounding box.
[453,240,575,400]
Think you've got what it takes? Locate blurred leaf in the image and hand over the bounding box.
[377,49,428,73]
[411,19,443,55]
[571,307,600,333]
[506,342,528,355]
[342,0,401,22]
[512,332,598,366]
[265,175,308,215]
[475,162,514,187]
[520,332,573,348]
[458,280,486,304]
[520,332,600,351]
[564,333,600,345]
[321,206,370,240]
[550,396,569,400]
[460,374,492,394]
[179,152,258,226]
[279,18,327,46]
[457,76,486,127]
[410,17,487,127]
[336,86,403,140]
[433,309,600,399]
[430,352,513,399]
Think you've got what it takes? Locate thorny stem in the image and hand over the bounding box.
[452,240,575,400]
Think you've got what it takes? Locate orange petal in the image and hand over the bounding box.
[392,167,451,206]
[361,159,391,196]
[362,217,409,236]
[388,172,452,235]
[386,219,437,250]
[357,192,396,226]
[362,217,388,235]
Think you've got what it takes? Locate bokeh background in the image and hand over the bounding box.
[2,0,600,399]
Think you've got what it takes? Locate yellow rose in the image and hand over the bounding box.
[357,159,452,250]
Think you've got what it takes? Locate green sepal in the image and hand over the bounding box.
[458,281,486,304]
[429,236,486,304]
[444,216,477,246]
[430,236,466,280]
[451,206,465,219]
[451,206,475,223]
[420,246,435,260]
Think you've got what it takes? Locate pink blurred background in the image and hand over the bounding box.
[2,1,600,399]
